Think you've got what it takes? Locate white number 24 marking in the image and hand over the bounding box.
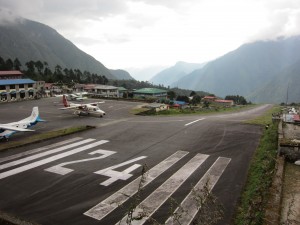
[44,149,147,186]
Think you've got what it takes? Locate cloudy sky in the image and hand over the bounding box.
[1,0,300,75]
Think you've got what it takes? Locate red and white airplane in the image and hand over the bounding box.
[60,95,106,117]
[0,107,44,141]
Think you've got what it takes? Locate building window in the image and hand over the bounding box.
[28,84,33,88]
[10,85,15,89]
[0,85,5,90]
[19,84,24,88]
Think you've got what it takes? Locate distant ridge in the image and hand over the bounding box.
[150,61,206,87]
[175,36,300,103]
[0,17,133,80]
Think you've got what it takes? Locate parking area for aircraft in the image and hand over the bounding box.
[0,98,271,224]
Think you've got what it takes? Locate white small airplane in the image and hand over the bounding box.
[68,92,88,101]
[0,107,44,141]
[60,95,105,117]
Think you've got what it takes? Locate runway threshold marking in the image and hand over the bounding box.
[165,157,231,225]
[0,140,108,180]
[185,118,205,126]
[0,137,83,164]
[117,153,209,225]
[84,150,189,221]
[0,139,94,171]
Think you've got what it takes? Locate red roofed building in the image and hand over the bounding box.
[294,114,300,124]
[0,71,24,79]
[202,96,217,102]
[214,99,234,106]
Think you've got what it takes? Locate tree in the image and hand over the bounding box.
[190,91,197,97]
[176,95,189,103]
[35,60,44,75]
[5,59,14,70]
[203,101,210,108]
[0,57,5,70]
[167,90,176,100]
[191,95,201,105]
[13,58,22,70]
[225,95,248,105]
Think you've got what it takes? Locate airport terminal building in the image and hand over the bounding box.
[0,71,37,102]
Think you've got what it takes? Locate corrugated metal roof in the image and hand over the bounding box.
[0,71,23,76]
[133,88,167,94]
[0,79,35,85]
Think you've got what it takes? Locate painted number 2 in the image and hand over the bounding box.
[44,149,147,186]
[44,149,116,175]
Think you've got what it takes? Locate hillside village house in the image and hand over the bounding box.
[0,71,37,102]
[74,84,119,98]
[202,95,234,107]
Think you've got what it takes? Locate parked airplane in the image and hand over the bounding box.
[61,95,105,117]
[68,92,88,101]
[0,107,44,141]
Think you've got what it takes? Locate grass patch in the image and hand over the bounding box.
[234,107,280,225]
[135,104,255,116]
[0,125,94,152]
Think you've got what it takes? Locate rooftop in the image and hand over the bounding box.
[0,71,23,76]
[133,88,167,94]
[0,79,35,85]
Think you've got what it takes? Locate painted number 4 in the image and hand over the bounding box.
[45,149,147,186]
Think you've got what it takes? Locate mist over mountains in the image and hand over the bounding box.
[1,16,300,103]
[150,61,206,87]
[151,36,300,103]
[0,17,133,80]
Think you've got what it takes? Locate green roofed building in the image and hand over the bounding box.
[133,88,167,99]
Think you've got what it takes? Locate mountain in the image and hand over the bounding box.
[150,61,206,87]
[0,17,133,80]
[109,69,134,80]
[177,36,300,103]
[248,60,300,103]
[126,65,167,81]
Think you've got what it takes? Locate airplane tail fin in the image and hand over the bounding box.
[29,107,45,123]
[63,95,69,107]
[18,107,45,126]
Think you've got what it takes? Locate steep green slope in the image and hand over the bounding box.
[109,69,134,80]
[178,36,300,100]
[248,60,300,103]
[0,18,118,79]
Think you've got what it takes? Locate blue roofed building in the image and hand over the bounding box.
[0,71,37,102]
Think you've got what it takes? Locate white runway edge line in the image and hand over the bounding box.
[84,150,189,221]
[0,140,108,180]
[165,157,231,225]
[0,139,94,171]
[0,137,83,164]
[117,153,209,225]
[185,118,205,126]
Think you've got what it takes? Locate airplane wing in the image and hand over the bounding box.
[89,101,105,106]
[0,124,34,132]
[59,105,88,110]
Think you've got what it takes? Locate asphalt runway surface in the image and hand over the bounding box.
[0,97,272,225]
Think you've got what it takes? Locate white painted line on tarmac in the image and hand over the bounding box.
[0,137,83,164]
[165,157,231,225]
[0,140,108,180]
[184,118,205,126]
[117,153,209,225]
[84,150,189,221]
[0,139,95,171]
